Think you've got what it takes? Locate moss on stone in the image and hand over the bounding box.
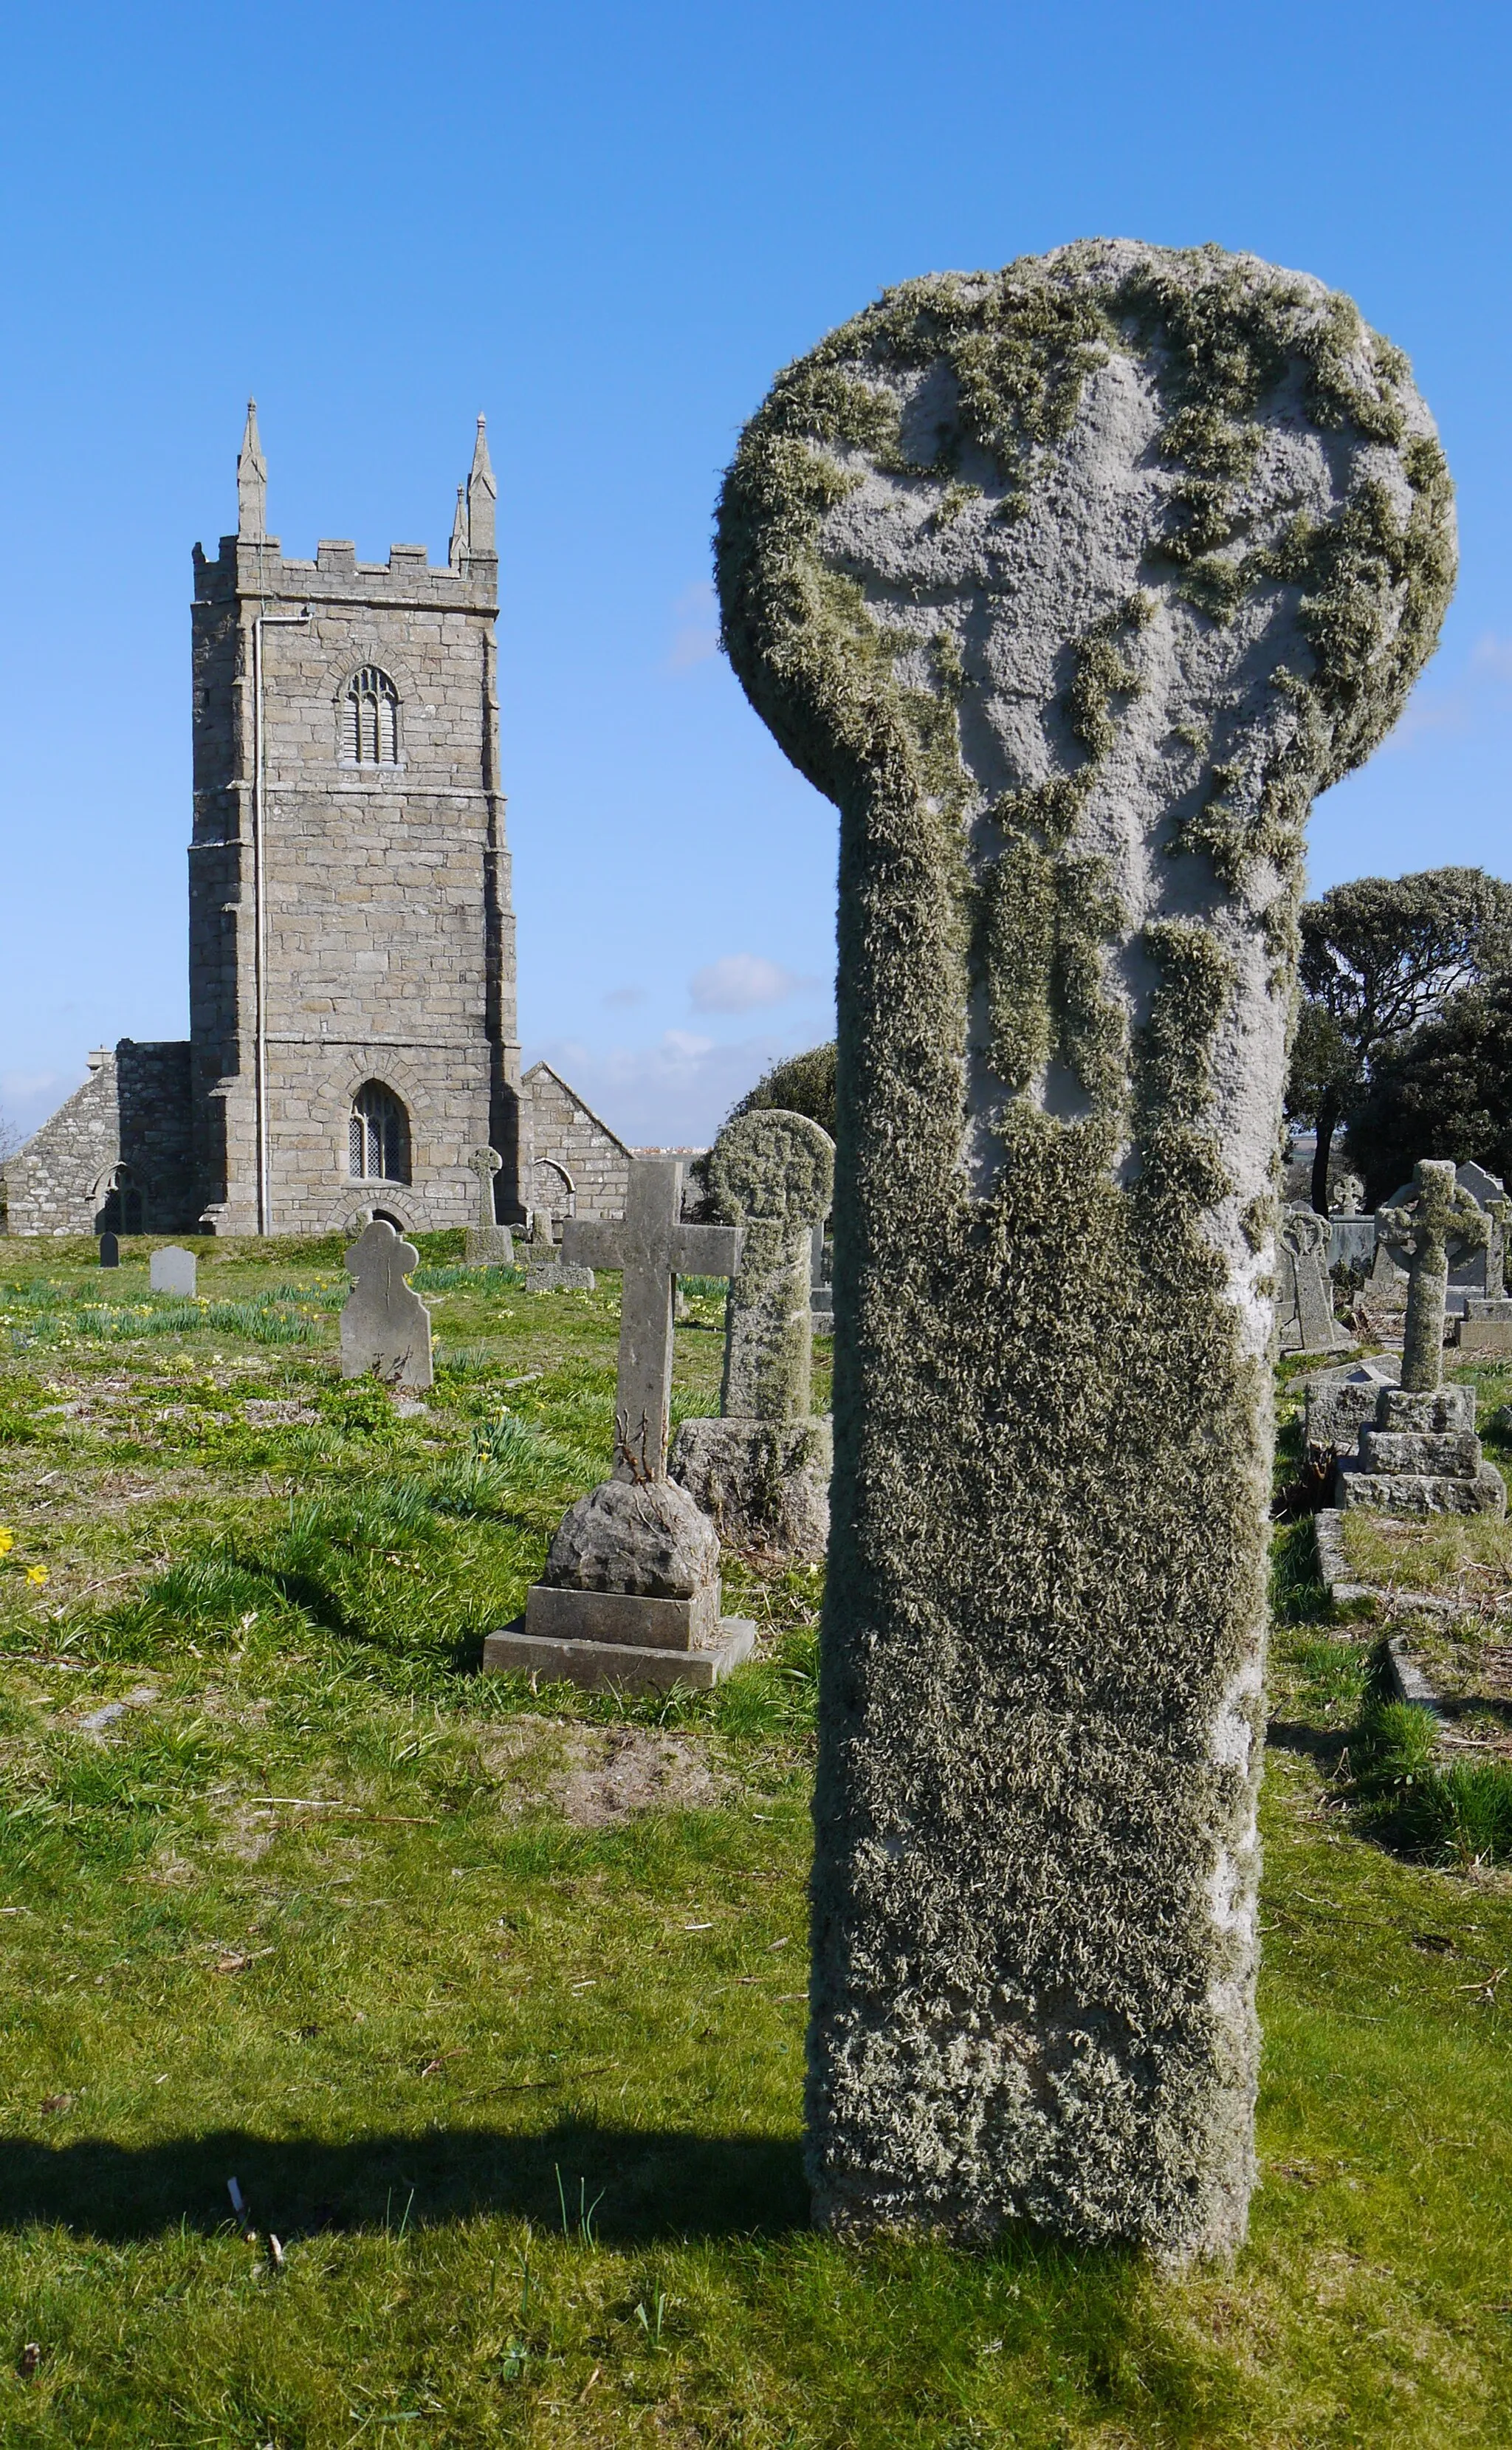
[714,239,1453,2262]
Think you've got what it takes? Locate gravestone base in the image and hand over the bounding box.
[1303,1356,1399,1455]
[1457,1297,1512,1355]
[1337,1384,1506,1517]
[465,1224,515,1267]
[526,1259,595,1293]
[482,1602,755,1692]
[669,1416,831,1560]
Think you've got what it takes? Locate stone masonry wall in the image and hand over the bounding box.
[190,527,519,1235]
[524,1062,631,1223]
[4,1043,194,1235]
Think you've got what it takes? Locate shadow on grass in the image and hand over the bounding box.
[0,2121,809,2244]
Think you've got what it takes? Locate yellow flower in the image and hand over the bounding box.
[0,1528,13,1557]
[24,1565,48,1588]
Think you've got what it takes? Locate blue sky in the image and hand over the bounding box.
[1,0,1508,1147]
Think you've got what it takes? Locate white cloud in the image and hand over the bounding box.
[667,581,720,674]
[529,1030,805,1147]
[690,953,813,1013]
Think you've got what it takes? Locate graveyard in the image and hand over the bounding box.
[0,1224,1507,2443]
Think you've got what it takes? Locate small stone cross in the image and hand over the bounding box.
[467,1145,502,1229]
[1377,1159,1487,1392]
[563,1157,742,1479]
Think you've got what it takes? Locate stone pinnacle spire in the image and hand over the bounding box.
[448,481,469,572]
[236,399,267,541]
[466,414,495,558]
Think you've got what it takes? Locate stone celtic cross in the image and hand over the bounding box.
[1377,1159,1487,1391]
[709,1108,835,1419]
[467,1145,502,1227]
[564,1157,742,1479]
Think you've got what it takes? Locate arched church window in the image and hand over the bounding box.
[348,1082,411,1182]
[341,667,400,766]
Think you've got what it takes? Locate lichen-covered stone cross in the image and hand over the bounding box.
[709,1108,834,1419]
[563,1157,742,1479]
[1377,1159,1486,1392]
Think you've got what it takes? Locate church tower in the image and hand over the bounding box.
[188,407,520,1234]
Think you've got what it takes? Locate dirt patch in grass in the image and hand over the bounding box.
[477,1715,728,1825]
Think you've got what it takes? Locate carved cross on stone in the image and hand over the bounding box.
[1376,1159,1487,1392]
[467,1146,501,1227]
[563,1157,741,1479]
[340,1218,433,1390]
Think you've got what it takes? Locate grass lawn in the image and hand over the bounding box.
[0,1238,1509,2445]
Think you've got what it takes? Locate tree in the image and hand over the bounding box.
[1285,868,1512,1213]
[1347,979,1512,1207]
[726,1041,836,1139]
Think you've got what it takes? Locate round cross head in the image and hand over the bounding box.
[468,1146,502,1177]
[709,1107,835,1225]
[1280,1207,1327,1259]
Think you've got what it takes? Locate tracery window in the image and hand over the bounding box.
[342,666,399,766]
[348,1081,411,1182]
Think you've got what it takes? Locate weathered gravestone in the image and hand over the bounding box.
[464,1147,515,1268]
[1337,1160,1504,1517]
[98,1232,119,1269]
[1274,1207,1347,1355]
[670,1108,835,1558]
[483,1156,755,1690]
[525,1208,594,1293]
[339,1219,433,1391]
[1458,1189,1512,1354]
[149,1245,197,1297]
[715,241,1454,2257]
[1369,1160,1505,1318]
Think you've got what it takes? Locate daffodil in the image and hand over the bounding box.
[24,1565,48,1588]
[0,1528,14,1557]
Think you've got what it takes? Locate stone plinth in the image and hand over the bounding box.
[1337,1384,1505,1517]
[1457,1297,1512,1356]
[1303,1356,1399,1455]
[482,1613,755,1692]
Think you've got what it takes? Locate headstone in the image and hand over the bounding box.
[1327,1213,1376,1273]
[1459,1193,1512,1353]
[525,1207,593,1293]
[339,1219,433,1390]
[464,1147,515,1267]
[149,1245,197,1297]
[1373,1161,1507,1316]
[1274,1207,1347,1355]
[1338,1163,1503,1518]
[483,1156,754,1689]
[670,1108,836,1557]
[715,242,1454,2257]
[98,1232,119,1269]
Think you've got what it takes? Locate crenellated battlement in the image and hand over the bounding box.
[192,532,497,609]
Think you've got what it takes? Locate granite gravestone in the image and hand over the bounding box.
[339,1219,433,1391]
[525,1209,594,1294]
[1338,1160,1505,1517]
[98,1233,119,1269]
[716,241,1454,2258]
[483,1156,755,1690]
[149,1246,197,1297]
[670,1108,835,1557]
[464,1148,515,1268]
[1274,1207,1346,1356]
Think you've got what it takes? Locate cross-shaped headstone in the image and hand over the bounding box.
[1376,1159,1486,1392]
[340,1218,433,1390]
[708,1108,834,1418]
[467,1146,502,1229]
[563,1156,742,1479]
